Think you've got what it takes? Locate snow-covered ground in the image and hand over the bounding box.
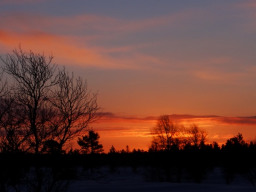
[67,167,256,192]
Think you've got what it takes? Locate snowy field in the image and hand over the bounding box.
[66,167,256,192]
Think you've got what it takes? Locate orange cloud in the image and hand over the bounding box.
[0,30,143,69]
[193,70,245,82]
[183,56,251,84]
[0,10,206,72]
[0,28,169,71]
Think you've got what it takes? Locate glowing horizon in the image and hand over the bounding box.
[87,113,256,152]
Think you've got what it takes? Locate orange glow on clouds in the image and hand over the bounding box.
[0,29,166,72]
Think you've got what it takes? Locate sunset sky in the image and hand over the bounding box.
[1,0,256,151]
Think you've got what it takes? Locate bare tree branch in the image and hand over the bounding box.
[151,115,180,151]
[0,48,99,153]
[49,68,99,151]
[0,48,57,153]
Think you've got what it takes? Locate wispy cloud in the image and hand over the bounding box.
[182,56,254,84]
[0,10,193,35]
[171,114,256,126]
[1,8,238,72]
[0,29,164,70]
[97,112,256,126]
[1,9,183,71]
[0,30,127,69]
[216,116,256,125]
[193,70,245,82]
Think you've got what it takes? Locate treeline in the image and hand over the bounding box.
[106,132,256,154]
[1,132,256,191]
[0,131,253,173]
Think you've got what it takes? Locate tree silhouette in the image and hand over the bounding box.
[49,69,98,151]
[77,130,103,154]
[0,69,7,98]
[42,139,63,154]
[0,98,28,152]
[151,115,180,151]
[109,145,116,154]
[223,133,247,152]
[0,69,28,153]
[0,48,98,153]
[188,124,207,148]
[1,48,56,153]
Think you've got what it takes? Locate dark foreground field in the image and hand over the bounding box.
[1,151,256,192]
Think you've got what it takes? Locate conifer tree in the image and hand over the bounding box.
[77,130,103,154]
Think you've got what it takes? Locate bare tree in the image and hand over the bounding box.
[1,48,57,153]
[151,115,180,151]
[0,68,10,126]
[0,69,7,98]
[0,70,32,153]
[0,70,24,152]
[0,48,98,153]
[149,137,161,152]
[49,68,99,151]
[188,124,207,148]
[0,97,29,152]
[0,69,9,124]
